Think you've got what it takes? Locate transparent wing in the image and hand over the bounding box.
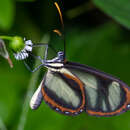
[64,61,130,116]
[41,70,85,115]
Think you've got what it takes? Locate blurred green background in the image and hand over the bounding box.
[1,0,130,130]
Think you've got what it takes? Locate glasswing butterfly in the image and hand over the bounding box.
[15,2,130,116]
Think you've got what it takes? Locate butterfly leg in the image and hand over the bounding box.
[29,52,43,63]
[32,43,57,60]
[23,43,49,72]
[32,43,49,61]
[44,44,48,61]
[24,61,44,72]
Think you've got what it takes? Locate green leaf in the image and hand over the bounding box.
[0,0,14,30]
[16,0,36,2]
[93,0,130,29]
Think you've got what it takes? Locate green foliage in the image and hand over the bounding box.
[9,36,24,52]
[0,0,14,30]
[0,36,25,52]
[93,0,130,29]
[17,0,36,2]
[0,0,130,130]
[16,0,36,2]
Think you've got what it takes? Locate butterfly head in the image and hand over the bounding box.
[57,51,64,62]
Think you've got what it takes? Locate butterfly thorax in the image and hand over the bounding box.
[44,51,65,72]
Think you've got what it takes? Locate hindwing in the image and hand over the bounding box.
[41,70,85,115]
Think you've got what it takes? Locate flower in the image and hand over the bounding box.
[14,40,33,60]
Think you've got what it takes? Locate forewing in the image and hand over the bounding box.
[64,61,130,116]
[41,70,85,115]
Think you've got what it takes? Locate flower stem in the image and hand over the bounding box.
[0,36,13,41]
[17,34,49,130]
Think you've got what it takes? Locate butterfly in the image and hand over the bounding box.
[14,2,130,117]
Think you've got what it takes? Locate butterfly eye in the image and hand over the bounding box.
[58,51,64,56]
[57,51,64,60]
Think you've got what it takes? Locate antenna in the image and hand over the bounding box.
[53,29,62,37]
[54,2,66,59]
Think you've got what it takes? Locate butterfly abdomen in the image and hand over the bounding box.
[30,81,43,110]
